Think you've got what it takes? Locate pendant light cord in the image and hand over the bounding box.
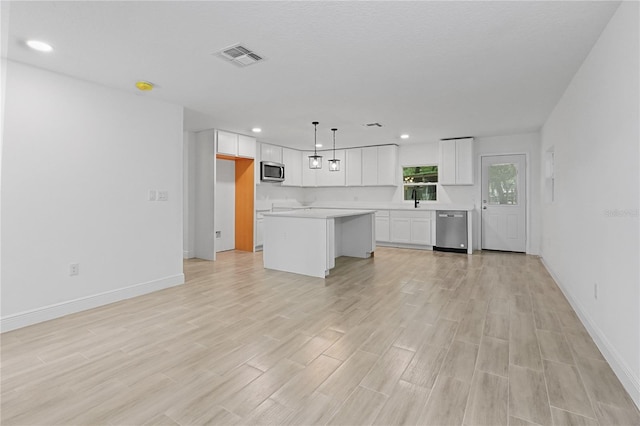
[332,128,337,158]
[313,122,319,156]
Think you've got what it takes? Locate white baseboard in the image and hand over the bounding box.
[0,274,185,333]
[183,250,195,259]
[376,242,434,251]
[540,257,640,409]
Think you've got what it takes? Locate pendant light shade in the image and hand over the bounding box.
[308,121,322,169]
[328,128,340,171]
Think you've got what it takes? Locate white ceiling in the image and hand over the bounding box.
[4,1,620,150]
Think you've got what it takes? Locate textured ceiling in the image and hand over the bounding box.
[4,1,620,149]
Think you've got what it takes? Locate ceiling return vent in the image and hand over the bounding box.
[216,44,264,67]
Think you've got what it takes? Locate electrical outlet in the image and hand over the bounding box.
[69,263,79,276]
[594,282,598,300]
[216,231,221,238]
[148,189,157,201]
[157,190,168,201]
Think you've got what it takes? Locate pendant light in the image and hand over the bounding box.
[328,128,340,171]
[308,121,322,169]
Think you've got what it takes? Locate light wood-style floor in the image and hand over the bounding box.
[2,248,639,425]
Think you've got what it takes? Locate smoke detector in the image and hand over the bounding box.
[216,44,264,67]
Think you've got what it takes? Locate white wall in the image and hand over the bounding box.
[1,62,184,331]
[194,130,216,260]
[540,2,639,406]
[183,131,196,258]
[256,183,305,210]
[215,159,236,252]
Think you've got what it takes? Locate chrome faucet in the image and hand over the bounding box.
[412,188,420,208]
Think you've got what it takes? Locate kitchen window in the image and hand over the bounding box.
[403,165,438,201]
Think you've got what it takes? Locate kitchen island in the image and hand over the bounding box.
[262,209,375,278]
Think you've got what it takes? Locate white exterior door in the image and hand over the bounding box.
[481,154,526,252]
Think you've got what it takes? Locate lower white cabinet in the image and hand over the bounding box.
[390,210,433,245]
[255,212,265,249]
[375,210,390,242]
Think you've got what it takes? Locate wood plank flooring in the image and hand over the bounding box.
[2,248,639,425]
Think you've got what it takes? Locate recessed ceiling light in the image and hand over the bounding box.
[252,128,262,133]
[26,40,53,52]
[315,144,322,148]
[401,134,410,139]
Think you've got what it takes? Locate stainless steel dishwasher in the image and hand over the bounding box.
[435,210,468,253]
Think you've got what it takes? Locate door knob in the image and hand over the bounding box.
[483,206,487,210]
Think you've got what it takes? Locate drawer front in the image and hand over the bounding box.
[390,210,433,219]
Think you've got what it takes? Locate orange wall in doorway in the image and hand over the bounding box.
[234,158,254,252]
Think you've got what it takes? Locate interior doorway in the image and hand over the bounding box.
[215,159,235,252]
[215,155,255,253]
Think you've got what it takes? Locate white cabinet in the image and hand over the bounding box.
[255,212,265,249]
[375,210,390,242]
[410,217,431,245]
[390,210,433,245]
[390,216,411,243]
[301,150,346,187]
[377,145,398,185]
[301,151,317,187]
[282,148,302,187]
[217,130,237,156]
[346,148,362,186]
[260,143,283,163]
[362,147,378,186]
[439,137,474,185]
[216,130,256,158]
[361,145,398,186]
[317,149,346,187]
[238,135,256,158]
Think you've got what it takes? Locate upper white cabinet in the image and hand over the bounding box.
[301,151,317,187]
[260,143,283,163]
[439,137,474,185]
[301,150,347,187]
[216,130,256,159]
[282,148,302,187]
[361,145,398,186]
[362,147,378,186]
[238,135,256,158]
[317,149,346,187]
[377,145,398,185]
[346,149,362,186]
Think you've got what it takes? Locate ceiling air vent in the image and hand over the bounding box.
[216,44,264,67]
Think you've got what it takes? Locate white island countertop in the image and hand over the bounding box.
[263,208,376,219]
[270,202,474,212]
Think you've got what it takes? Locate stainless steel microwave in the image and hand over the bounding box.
[260,161,285,182]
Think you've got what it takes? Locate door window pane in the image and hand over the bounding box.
[488,163,518,205]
